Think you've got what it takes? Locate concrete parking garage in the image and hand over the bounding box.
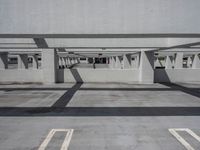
[0,0,200,149]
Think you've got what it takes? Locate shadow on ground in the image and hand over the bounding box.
[0,82,199,116]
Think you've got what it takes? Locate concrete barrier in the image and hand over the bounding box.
[57,69,139,83]
[154,69,200,83]
[0,69,43,83]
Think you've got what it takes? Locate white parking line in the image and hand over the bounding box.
[38,129,74,150]
[169,128,200,150]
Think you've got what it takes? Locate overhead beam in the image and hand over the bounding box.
[1,34,200,38]
[33,38,48,48]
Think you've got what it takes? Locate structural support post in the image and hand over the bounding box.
[174,53,183,69]
[32,55,39,69]
[165,55,173,69]
[123,54,131,69]
[111,56,116,68]
[18,54,28,69]
[115,56,121,69]
[187,56,192,68]
[139,51,154,84]
[132,54,139,68]
[192,54,200,69]
[61,57,66,68]
[42,49,58,83]
[109,57,113,68]
[0,52,8,69]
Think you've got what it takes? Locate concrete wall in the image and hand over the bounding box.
[154,69,200,83]
[1,0,200,34]
[0,68,200,83]
[0,70,43,83]
[57,69,139,83]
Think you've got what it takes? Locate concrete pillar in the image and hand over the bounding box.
[109,57,113,68]
[133,55,140,69]
[154,57,160,68]
[18,54,28,69]
[59,57,63,68]
[42,49,58,83]
[139,51,154,84]
[76,58,80,64]
[115,56,121,69]
[123,54,131,69]
[63,57,67,67]
[71,57,74,64]
[192,54,200,69]
[111,56,116,68]
[32,55,39,69]
[187,56,192,68]
[0,52,8,69]
[67,57,71,66]
[174,53,183,69]
[165,55,173,69]
[61,57,66,68]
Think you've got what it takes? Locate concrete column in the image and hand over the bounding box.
[61,57,66,68]
[174,53,183,69]
[187,56,192,68]
[133,55,140,69]
[139,51,154,84]
[111,56,116,68]
[165,55,173,69]
[109,57,113,68]
[115,56,121,69]
[67,57,71,66]
[0,52,8,69]
[42,49,58,83]
[192,54,200,69]
[76,58,80,64]
[154,57,160,68]
[71,57,75,64]
[69,58,73,65]
[18,54,28,69]
[59,57,63,68]
[123,54,131,69]
[32,55,39,69]
[63,57,67,67]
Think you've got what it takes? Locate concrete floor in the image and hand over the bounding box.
[0,83,200,150]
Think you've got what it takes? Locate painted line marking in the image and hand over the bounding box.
[38,129,74,150]
[169,128,200,150]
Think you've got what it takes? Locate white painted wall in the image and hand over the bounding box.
[57,69,139,83]
[154,69,200,83]
[0,69,43,83]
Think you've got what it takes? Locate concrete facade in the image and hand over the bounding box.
[0,1,200,84]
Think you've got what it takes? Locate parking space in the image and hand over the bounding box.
[0,83,199,150]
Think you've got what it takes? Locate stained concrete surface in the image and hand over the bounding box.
[0,83,199,150]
